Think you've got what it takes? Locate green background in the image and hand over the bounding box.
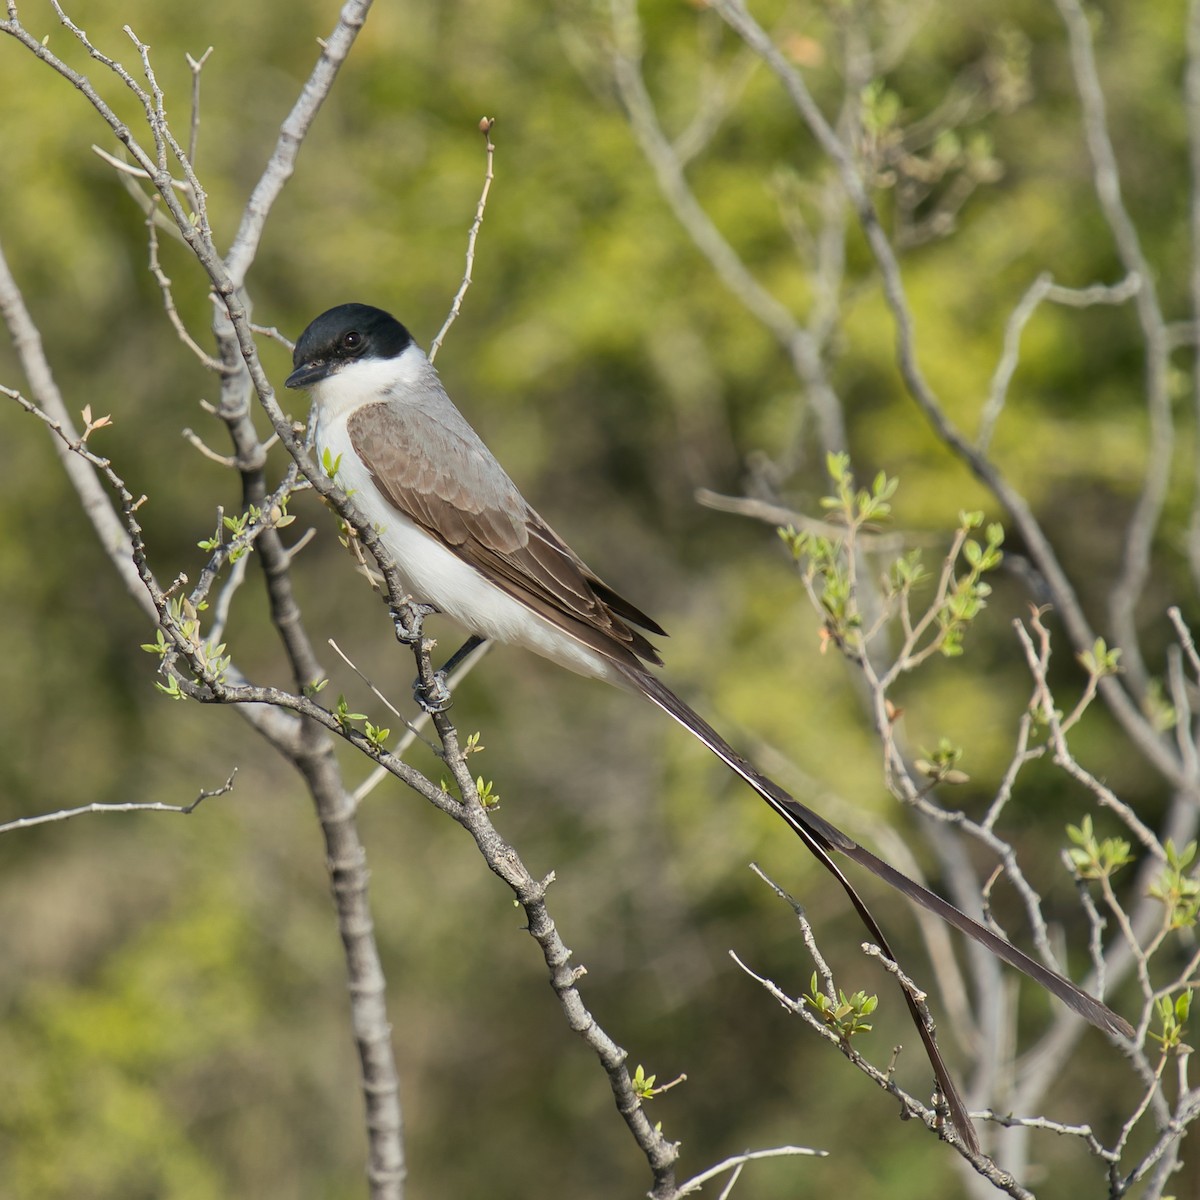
[0,0,1192,1195]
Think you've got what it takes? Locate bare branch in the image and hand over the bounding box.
[0,251,154,619]
[429,117,496,364]
[978,1110,1118,1163]
[249,321,295,352]
[1051,0,1173,701]
[145,203,225,371]
[675,1145,827,1197]
[709,0,1191,796]
[980,271,1141,452]
[224,0,376,285]
[185,45,213,169]
[182,426,238,467]
[0,772,236,835]
[609,0,846,452]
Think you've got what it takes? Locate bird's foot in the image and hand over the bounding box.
[413,670,453,714]
[393,602,438,646]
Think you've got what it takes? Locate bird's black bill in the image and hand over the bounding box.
[285,360,330,390]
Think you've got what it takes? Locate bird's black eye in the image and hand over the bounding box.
[341,330,363,354]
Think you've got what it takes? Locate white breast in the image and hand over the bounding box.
[314,401,620,684]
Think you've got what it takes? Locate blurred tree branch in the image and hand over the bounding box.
[0,3,784,1197]
[5,0,1200,1196]
[598,0,1200,1194]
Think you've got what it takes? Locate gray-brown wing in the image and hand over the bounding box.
[346,401,665,666]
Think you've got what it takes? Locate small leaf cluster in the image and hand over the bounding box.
[1078,636,1121,679]
[860,79,902,140]
[140,595,229,696]
[197,497,294,564]
[914,737,970,785]
[1065,815,1134,881]
[819,451,899,527]
[856,53,1015,239]
[1149,841,1200,931]
[631,1064,657,1101]
[937,512,1003,658]
[364,721,391,751]
[1143,678,1179,734]
[79,403,113,441]
[778,523,857,643]
[330,694,389,749]
[779,453,899,647]
[629,1063,684,1102]
[804,973,878,1040]
[1149,990,1192,1053]
[334,694,367,730]
[780,458,1004,666]
[321,447,344,480]
[884,547,930,597]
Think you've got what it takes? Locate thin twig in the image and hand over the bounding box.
[748,861,836,1001]
[1053,0,1173,701]
[185,46,213,169]
[979,271,1140,451]
[1015,614,1166,862]
[0,771,236,835]
[675,1145,826,1197]
[145,202,225,370]
[182,426,238,467]
[249,321,295,352]
[726,951,1031,1196]
[91,143,189,190]
[429,117,496,363]
[978,1110,1117,1161]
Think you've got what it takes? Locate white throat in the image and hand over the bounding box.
[312,342,430,425]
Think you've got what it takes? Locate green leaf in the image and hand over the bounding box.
[321,447,343,479]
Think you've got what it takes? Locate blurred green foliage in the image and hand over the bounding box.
[1,0,1196,1196]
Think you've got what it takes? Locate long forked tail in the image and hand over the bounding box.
[625,667,1134,1151]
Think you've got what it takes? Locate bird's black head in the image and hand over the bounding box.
[285,303,414,390]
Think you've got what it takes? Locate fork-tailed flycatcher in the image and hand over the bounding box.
[286,302,1132,1153]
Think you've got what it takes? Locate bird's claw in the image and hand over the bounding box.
[413,671,453,713]
[393,602,438,646]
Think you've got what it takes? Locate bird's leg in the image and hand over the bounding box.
[391,602,449,712]
[412,634,487,714]
[438,634,487,677]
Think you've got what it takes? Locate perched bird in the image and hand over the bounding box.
[286,302,1133,1153]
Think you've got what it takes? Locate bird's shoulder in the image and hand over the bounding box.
[346,396,527,552]
[342,391,666,661]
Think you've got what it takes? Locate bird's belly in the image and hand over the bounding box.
[315,416,617,682]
